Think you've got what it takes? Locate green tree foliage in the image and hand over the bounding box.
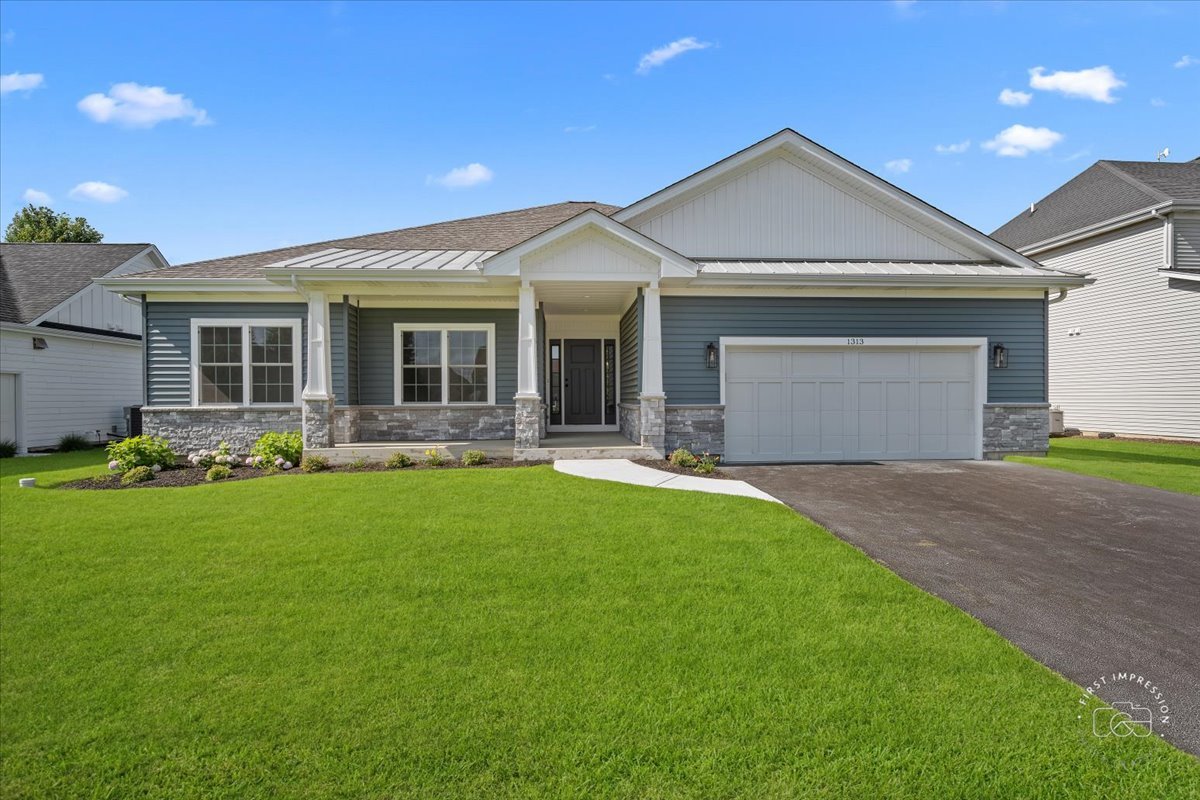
[5,205,103,243]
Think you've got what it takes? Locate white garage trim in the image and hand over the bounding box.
[719,336,989,460]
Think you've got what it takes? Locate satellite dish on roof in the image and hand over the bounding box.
[1156,147,1171,162]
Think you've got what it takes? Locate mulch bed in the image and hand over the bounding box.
[62,458,534,490]
[631,459,731,480]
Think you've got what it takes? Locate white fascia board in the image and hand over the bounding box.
[96,277,288,293]
[613,128,1045,272]
[482,209,697,278]
[686,272,1088,289]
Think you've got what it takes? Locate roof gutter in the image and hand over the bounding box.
[263,268,490,284]
[95,276,291,294]
[687,273,1089,290]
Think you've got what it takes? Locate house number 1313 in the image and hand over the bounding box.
[846,337,865,345]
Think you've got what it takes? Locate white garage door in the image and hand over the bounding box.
[724,345,980,462]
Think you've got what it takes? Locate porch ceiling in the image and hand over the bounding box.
[534,281,638,314]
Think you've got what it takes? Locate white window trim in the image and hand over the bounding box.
[189,318,303,408]
[718,336,989,461]
[392,323,496,406]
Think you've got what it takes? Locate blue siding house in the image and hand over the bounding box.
[101,130,1087,463]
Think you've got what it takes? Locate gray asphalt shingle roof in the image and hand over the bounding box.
[0,243,153,324]
[157,201,620,279]
[991,159,1200,251]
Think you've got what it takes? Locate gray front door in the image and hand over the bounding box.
[564,340,601,425]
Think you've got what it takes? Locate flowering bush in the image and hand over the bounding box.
[205,464,233,482]
[424,448,450,467]
[385,452,413,469]
[121,465,155,485]
[668,448,698,468]
[251,431,302,469]
[694,452,720,475]
[106,435,176,472]
[188,441,238,469]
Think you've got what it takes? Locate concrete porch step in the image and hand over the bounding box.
[514,444,660,462]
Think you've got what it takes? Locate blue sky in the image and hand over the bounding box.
[1,0,1197,265]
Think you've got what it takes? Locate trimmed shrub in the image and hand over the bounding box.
[346,458,368,471]
[57,432,93,452]
[107,435,176,471]
[424,448,450,467]
[385,452,413,469]
[121,465,154,485]
[300,455,330,473]
[0,439,16,459]
[668,448,698,468]
[250,431,303,469]
[461,449,488,466]
[205,464,233,482]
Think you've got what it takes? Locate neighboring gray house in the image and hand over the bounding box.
[993,159,1200,440]
[99,129,1086,463]
[0,243,170,451]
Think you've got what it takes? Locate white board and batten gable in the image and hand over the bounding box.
[482,210,696,282]
[33,246,169,336]
[613,129,1042,269]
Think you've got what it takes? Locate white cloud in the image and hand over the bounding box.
[998,88,1032,107]
[22,188,51,205]
[934,139,970,154]
[1,72,44,95]
[636,37,712,75]
[77,82,210,128]
[1150,97,1167,108]
[982,124,1063,157]
[564,124,596,134]
[1028,65,1125,103]
[426,163,494,189]
[892,0,920,15]
[884,158,912,174]
[1175,55,1196,68]
[68,181,128,203]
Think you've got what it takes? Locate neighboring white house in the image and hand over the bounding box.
[0,243,170,452]
[992,159,1200,441]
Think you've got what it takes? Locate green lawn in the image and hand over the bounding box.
[1007,437,1200,495]
[2,453,1196,798]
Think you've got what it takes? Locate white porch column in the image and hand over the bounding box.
[301,289,334,449]
[641,281,664,397]
[638,280,666,455]
[514,281,540,450]
[516,282,539,398]
[302,289,333,400]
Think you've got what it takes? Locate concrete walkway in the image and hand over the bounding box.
[553,459,781,503]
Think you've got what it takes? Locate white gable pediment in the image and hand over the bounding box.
[614,130,1042,269]
[482,209,697,279]
[523,226,660,276]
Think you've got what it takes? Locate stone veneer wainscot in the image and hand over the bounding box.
[141,407,304,453]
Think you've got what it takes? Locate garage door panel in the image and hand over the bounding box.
[789,351,845,378]
[725,346,978,463]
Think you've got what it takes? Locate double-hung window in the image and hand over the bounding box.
[192,319,302,406]
[394,324,495,405]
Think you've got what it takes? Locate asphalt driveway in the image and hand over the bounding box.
[726,460,1200,756]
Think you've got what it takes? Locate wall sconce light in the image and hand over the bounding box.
[705,342,719,369]
[32,336,48,350]
[992,343,1008,369]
